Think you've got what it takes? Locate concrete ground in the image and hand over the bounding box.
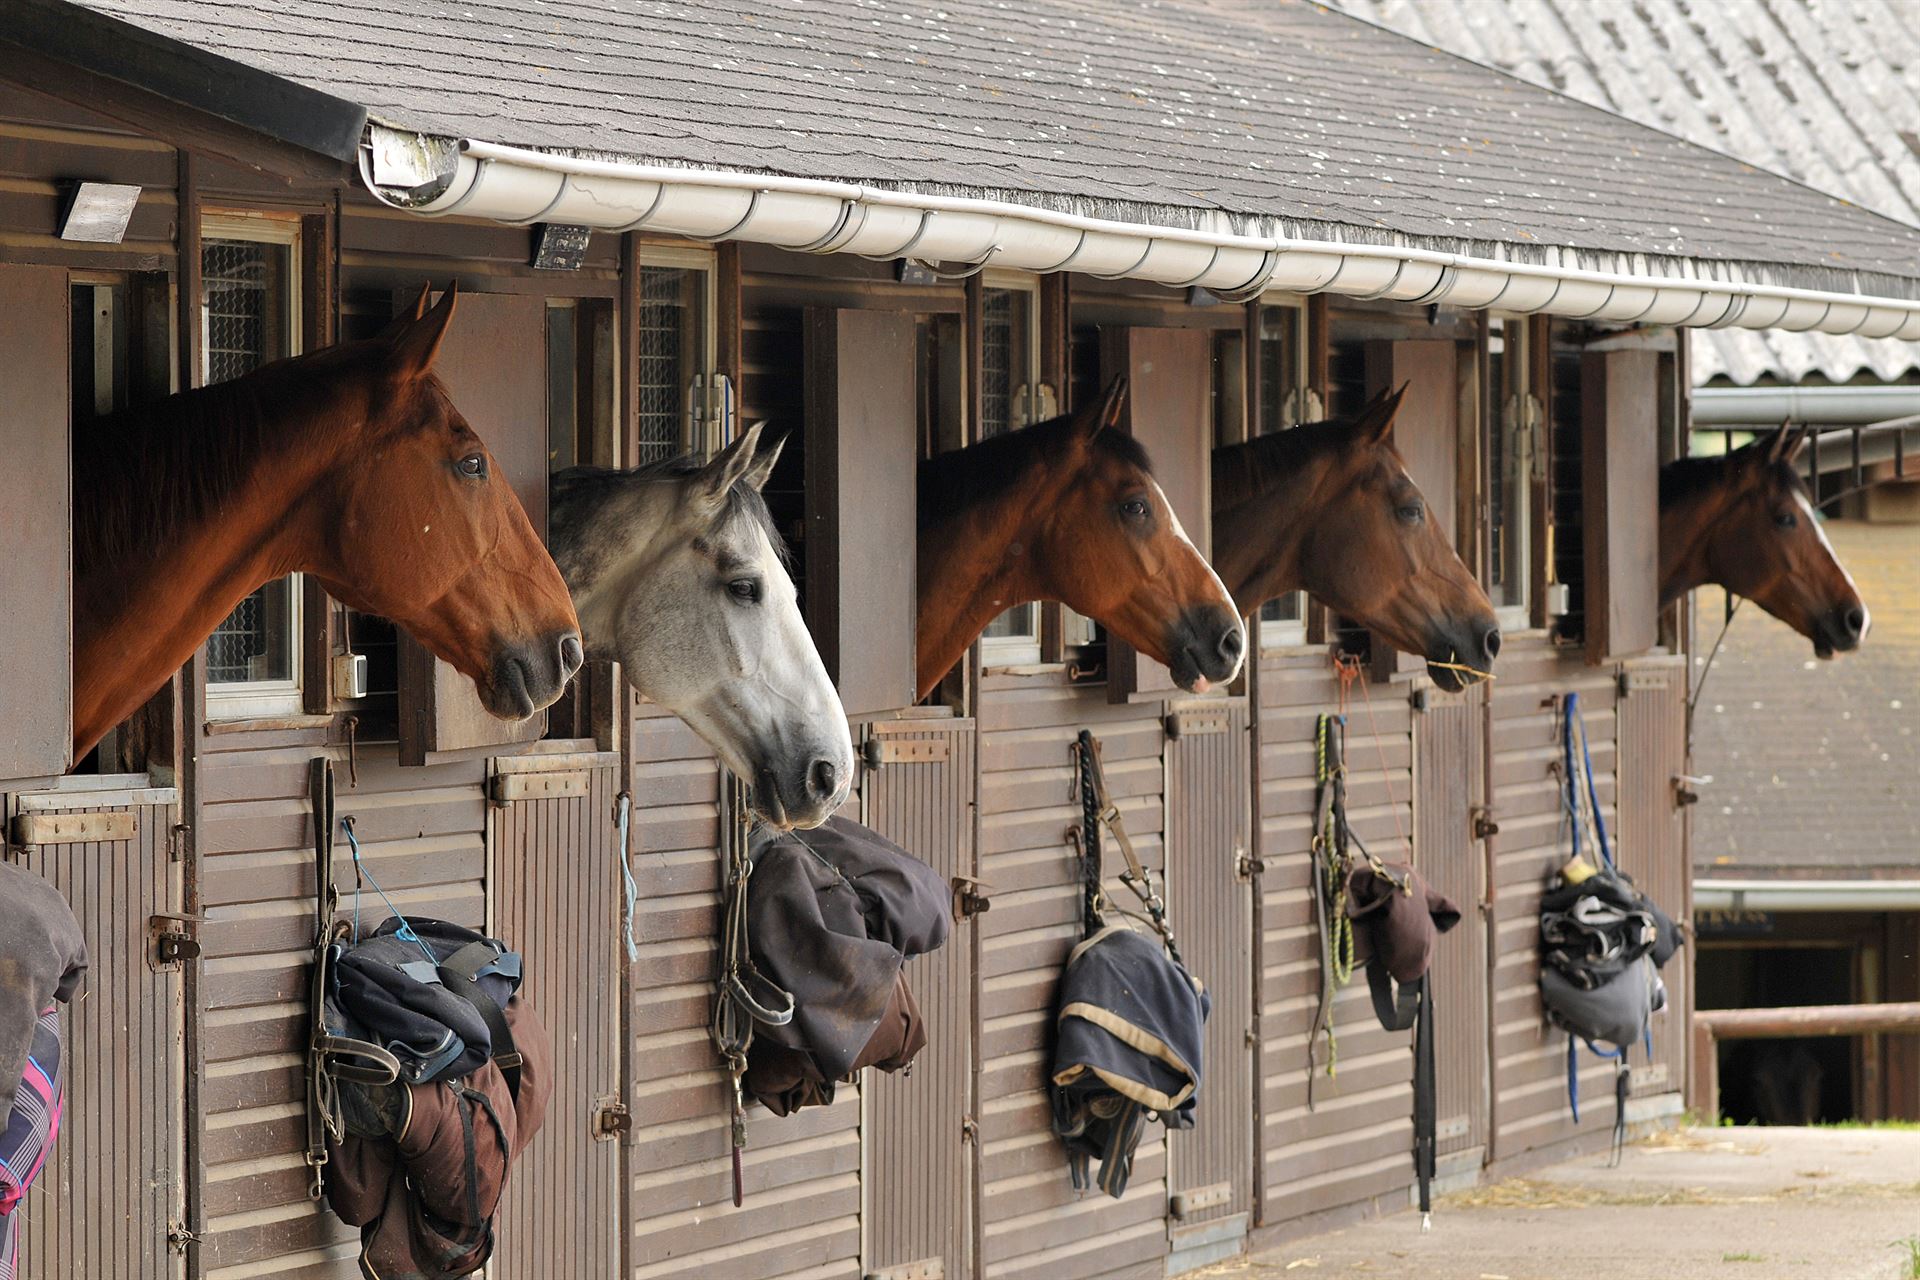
[1203,1128,1920,1280]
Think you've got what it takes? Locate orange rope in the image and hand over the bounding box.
[1331,651,1412,862]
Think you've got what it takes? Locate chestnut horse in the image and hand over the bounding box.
[916,381,1245,698]
[1210,386,1501,692]
[1660,424,1867,658]
[72,285,582,757]
[551,425,855,830]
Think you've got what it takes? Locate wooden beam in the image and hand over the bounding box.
[1697,1001,1920,1039]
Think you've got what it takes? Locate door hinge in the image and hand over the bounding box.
[592,1098,631,1140]
[952,876,992,922]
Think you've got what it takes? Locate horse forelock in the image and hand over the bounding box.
[920,409,1159,530]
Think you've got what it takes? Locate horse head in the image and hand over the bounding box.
[308,284,583,717]
[1214,386,1500,691]
[1011,380,1244,694]
[552,426,854,830]
[1660,425,1867,658]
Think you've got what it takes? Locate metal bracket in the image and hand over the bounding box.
[11,811,135,845]
[869,737,950,766]
[1233,845,1265,882]
[1472,807,1500,840]
[866,1260,945,1280]
[167,1222,200,1255]
[1170,1181,1234,1219]
[592,1098,632,1140]
[150,912,205,971]
[1165,706,1230,739]
[490,771,590,804]
[951,876,993,922]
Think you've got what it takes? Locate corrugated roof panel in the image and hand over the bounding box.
[1332,0,1920,386]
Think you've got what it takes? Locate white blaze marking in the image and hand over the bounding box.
[1152,477,1245,682]
[1795,491,1869,638]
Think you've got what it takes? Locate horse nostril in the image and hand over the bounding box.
[1481,626,1503,663]
[1844,608,1866,640]
[809,759,839,801]
[1218,626,1244,663]
[558,633,584,679]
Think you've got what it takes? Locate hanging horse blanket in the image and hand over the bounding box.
[323,995,552,1280]
[0,1009,62,1280]
[741,816,950,1114]
[1050,925,1209,1198]
[0,863,86,1129]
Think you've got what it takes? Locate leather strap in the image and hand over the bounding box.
[438,940,523,1103]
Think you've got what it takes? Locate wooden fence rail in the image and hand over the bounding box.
[1690,1002,1920,1123]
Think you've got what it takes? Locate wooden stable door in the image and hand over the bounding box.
[488,752,625,1279]
[3,782,187,1280]
[1164,700,1255,1269]
[1615,660,1688,1104]
[1415,686,1490,1167]
[860,717,978,1280]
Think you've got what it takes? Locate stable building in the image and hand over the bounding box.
[7,2,1920,1278]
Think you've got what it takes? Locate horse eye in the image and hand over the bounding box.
[727,578,761,603]
[458,453,487,478]
[1119,498,1150,521]
[1397,502,1424,524]
[1775,512,1798,529]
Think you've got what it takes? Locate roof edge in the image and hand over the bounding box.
[360,128,1920,339]
[6,0,365,163]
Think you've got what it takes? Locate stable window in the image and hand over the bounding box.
[634,247,720,462]
[978,274,1044,663]
[201,214,302,719]
[1255,300,1314,645]
[1486,314,1539,631]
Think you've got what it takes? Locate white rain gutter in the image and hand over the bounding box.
[1694,879,1920,912]
[359,127,1920,339]
[1693,383,1920,425]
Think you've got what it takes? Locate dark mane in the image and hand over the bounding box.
[553,452,791,568]
[1210,417,1352,511]
[1659,448,1808,510]
[73,363,305,573]
[919,412,1155,528]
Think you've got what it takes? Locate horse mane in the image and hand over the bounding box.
[553,453,791,568]
[1659,449,1808,510]
[73,367,298,572]
[918,413,1155,529]
[1210,417,1351,512]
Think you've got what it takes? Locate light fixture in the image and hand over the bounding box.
[59,182,141,243]
[531,223,590,271]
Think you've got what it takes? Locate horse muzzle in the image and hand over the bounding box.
[753,744,853,831]
[484,630,585,719]
[1812,603,1868,659]
[1424,616,1501,693]
[1166,606,1246,693]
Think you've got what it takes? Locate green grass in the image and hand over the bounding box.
[1892,1236,1920,1280]
[1722,1252,1764,1264]
[1818,1119,1920,1131]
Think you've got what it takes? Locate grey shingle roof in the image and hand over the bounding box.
[1329,0,1920,385]
[74,0,1920,297]
[1691,521,1920,879]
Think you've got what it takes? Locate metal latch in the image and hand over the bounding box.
[1472,807,1500,840]
[1233,845,1265,881]
[1674,774,1709,807]
[1170,1181,1234,1218]
[592,1098,631,1140]
[952,876,992,922]
[868,737,950,766]
[150,912,204,971]
[866,1260,944,1280]
[1165,706,1230,739]
[167,1222,199,1255]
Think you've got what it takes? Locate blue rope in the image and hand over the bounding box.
[616,792,640,964]
[342,816,436,964]
[1574,698,1614,870]
[1562,693,1584,859]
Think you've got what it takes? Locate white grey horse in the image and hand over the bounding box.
[550,425,853,829]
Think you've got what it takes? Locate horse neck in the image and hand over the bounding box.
[1657,480,1729,606]
[71,382,343,753]
[915,447,1055,696]
[1212,436,1329,613]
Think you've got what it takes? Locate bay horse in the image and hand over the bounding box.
[1660,424,1867,658]
[551,425,854,830]
[72,284,582,758]
[1210,386,1501,691]
[916,380,1245,699]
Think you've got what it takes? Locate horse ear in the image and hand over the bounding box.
[1351,382,1407,448]
[388,281,458,379]
[1784,425,1812,467]
[1077,377,1129,439]
[738,426,786,492]
[696,422,766,510]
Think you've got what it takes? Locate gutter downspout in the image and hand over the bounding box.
[358,127,1920,339]
[1693,384,1920,425]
